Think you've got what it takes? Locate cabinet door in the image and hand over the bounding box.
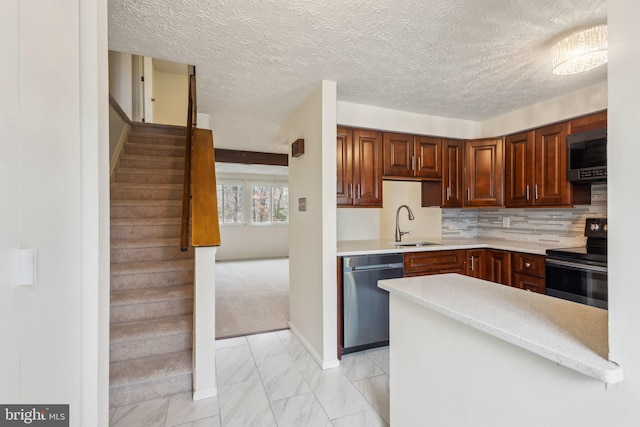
[486,250,512,286]
[465,138,504,207]
[337,127,354,206]
[513,273,546,294]
[353,129,383,207]
[534,123,571,206]
[442,139,464,208]
[383,132,413,178]
[414,136,442,179]
[465,249,485,279]
[570,111,607,134]
[403,250,465,276]
[505,131,535,207]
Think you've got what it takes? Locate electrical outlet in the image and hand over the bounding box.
[503,217,511,228]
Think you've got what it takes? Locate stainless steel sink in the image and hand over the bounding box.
[390,241,439,247]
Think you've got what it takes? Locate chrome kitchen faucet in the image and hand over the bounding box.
[395,205,415,242]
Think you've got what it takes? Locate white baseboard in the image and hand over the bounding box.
[193,388,218,400]
[288,322,340,369]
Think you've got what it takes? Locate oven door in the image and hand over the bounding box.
[545,258,608,309]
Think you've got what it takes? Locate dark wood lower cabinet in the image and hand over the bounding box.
[512,273,546,294]
[486,250,512,286]
[403,250,465,277]
[465,249,485,279]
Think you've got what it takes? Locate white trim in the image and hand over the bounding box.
[193,388,218,400]
[110,123,129,179]
[288,321,340,369]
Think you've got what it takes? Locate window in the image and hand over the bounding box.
[217,181,289,225]
[217,183,245,224]
[252,185,289,224]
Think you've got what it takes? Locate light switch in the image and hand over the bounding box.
[18,248,37,286]
[298,198,307,211]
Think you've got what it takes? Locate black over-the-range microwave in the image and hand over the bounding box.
[567,128,607,182]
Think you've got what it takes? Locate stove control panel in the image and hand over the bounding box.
[584,218,607,239]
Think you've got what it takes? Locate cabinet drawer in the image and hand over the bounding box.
[512,252,545,277]
[404,250,465,276]
[512,273,546,294]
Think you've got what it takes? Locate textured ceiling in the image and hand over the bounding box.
[108,0,607,154]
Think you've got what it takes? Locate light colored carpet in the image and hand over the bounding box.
[215,258,289,339]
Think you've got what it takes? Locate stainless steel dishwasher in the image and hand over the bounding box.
[342,253,404,354]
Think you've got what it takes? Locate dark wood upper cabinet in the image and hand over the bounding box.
[570,110,607,134]
[535,123,571,206]
[441,139,464,207]
[505,131,535,207]
[464,138,504,207]
[337,126,383,208]
[383,133,442,179]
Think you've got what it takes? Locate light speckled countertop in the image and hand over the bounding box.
[378,273,622,384]
[337,237,574,257]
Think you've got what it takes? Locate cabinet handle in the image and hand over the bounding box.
[535,184,539,200]
[525,262,531,268]
[467,188,471,201]
[348,184,352,199]
[470,257,475,271]
[417,157,421,171]
[357,184,361,199]
[526,185,530,200]
[446,186,451,201]
[411,156,416,171]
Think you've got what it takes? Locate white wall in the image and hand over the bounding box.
[0,1,109,425]
[108,50,132,119]
[281,81,338,368]
[337,101,482,139]
[481,81,608,137]
[153,69,188,126]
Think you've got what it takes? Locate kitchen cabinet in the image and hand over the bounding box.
[383,133,442,179]
[486,250,512,286]
[511,252,545,294]
[421,139,464,207]
[505,122,591,207]
[464,138,504,207]
[422,138,503,208]
[403,250,465,277]
[570,110,607,134]
[465,249,485,279]
[337,126,383,207]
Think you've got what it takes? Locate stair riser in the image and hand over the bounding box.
[111,270,194,292]
[110,187,183,200]
[115,171,184,185]
[111,224,181,240]
[124,144,184,157]
[111,246,192,263]
[119,157,184,171]
[130,124,186,137]
[128,134,187,147]
[110,333,193,363]
[111,298,193,324]
[110,204,182,219]
[109,373,191,408]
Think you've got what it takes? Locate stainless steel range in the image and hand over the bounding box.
[545,218,608,309]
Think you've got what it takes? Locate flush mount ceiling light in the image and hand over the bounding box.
[551,24,608,75]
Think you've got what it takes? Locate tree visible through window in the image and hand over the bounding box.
[252,185,289,224]
[217,183,245,224]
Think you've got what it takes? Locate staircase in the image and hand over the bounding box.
[109,123,195,408]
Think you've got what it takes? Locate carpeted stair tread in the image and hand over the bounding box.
[127,132,187,146]
[111,259,194,276]
[110,314,192,344]
[109,350,192,388]
[130,123,186,136]
[111,199,182,208]
[110,237,181,250]
[118,154,184,170]
[124,142,185,157]
[111,217,181,227]
[111,285,193,308]
[111,182,184,191]
[115,167,184,178]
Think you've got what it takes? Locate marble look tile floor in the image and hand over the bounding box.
[109,330,389,427]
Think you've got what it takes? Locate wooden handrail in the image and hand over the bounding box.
[180,75,197,251]
[180,74,221,251]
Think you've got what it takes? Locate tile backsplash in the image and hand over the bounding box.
[441,183,607,245]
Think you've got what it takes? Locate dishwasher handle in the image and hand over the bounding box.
[348,262,404,272]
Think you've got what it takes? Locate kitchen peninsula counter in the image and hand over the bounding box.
[337,237,573,257]
[378,273,622,384]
